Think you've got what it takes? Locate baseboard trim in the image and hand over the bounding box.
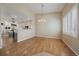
[62,39,79,56]
[36,36,61,39]
[17,36,35,42]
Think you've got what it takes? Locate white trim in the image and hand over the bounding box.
[17,36,35,42]
[62,39,79,56]
[17,35,61,43]
[17,37,27,42]
[36,35,61,39]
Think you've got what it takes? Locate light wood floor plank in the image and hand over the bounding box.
[0,37,76,56]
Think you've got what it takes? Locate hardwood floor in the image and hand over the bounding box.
[0,37,76,56]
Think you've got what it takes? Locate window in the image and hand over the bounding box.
[63,15,67,33]
[71,6,78,37]
[63,5,78,38]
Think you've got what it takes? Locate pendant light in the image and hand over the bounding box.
[38,4,46,23]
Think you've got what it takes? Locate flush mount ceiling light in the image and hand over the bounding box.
[38,4,46,23]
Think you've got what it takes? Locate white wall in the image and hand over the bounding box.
[36,13,62,39]
[17,14,35,42]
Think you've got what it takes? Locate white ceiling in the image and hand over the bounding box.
[0,3,66,14]
[25,3,65,14]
